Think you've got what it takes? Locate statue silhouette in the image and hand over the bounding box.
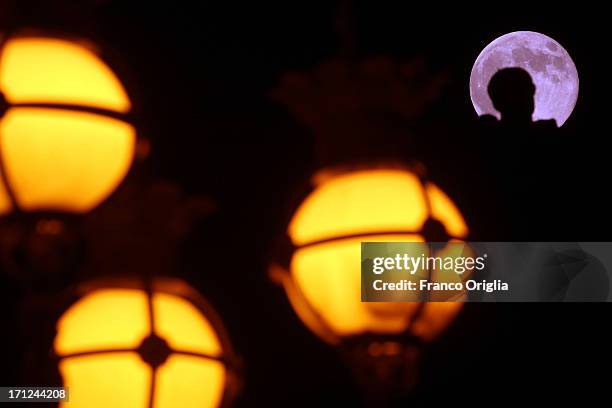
[469,67,566,240]
[479,67,557,130]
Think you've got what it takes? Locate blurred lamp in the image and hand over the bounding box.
[53,278,240,408]
[0,34,142,284]
[0,35,136,215]
[270,166,469,395]
[270,53,466,400]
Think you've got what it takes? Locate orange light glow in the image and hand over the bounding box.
[281,168,469,343]
[55,289,150,355]
[0,37,135,215]
[152,293,223,356]
[154,355,225,408]
[54,287,227,408]
[289,169,429,246]
[0,38,131,112]
[0,176,12,213]
[425,183,469,238]
[58,353,151,408]
[0,108,135,213]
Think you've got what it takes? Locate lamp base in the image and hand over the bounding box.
[340,334,422,406]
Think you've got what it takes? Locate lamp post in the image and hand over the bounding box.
[269,57,470,403]
[0,23,242,407]
[0,32,145,286]
[270,165,470,400]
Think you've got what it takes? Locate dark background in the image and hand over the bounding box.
[1,1,610,406]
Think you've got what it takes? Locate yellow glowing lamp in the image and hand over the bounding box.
[0,36,137,215]
[53,278,240,408]
[271,167,469,345]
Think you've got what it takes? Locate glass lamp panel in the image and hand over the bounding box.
[152,293,223,356]
[0,37,131,113]
[425,183,469,238]
[54,289,150,356]
[0,107,135,213]
[154,355,225,408]
[291,234,427,338]
[58,352,150,408]
[289,169,429,246]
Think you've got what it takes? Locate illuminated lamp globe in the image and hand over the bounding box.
[270,167,470,345]
[0,35,137,215]
[53,278,240,408]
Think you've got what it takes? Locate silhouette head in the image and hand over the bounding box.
[488,67,536,124]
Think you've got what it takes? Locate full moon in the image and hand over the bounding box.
[470,31,578,127]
